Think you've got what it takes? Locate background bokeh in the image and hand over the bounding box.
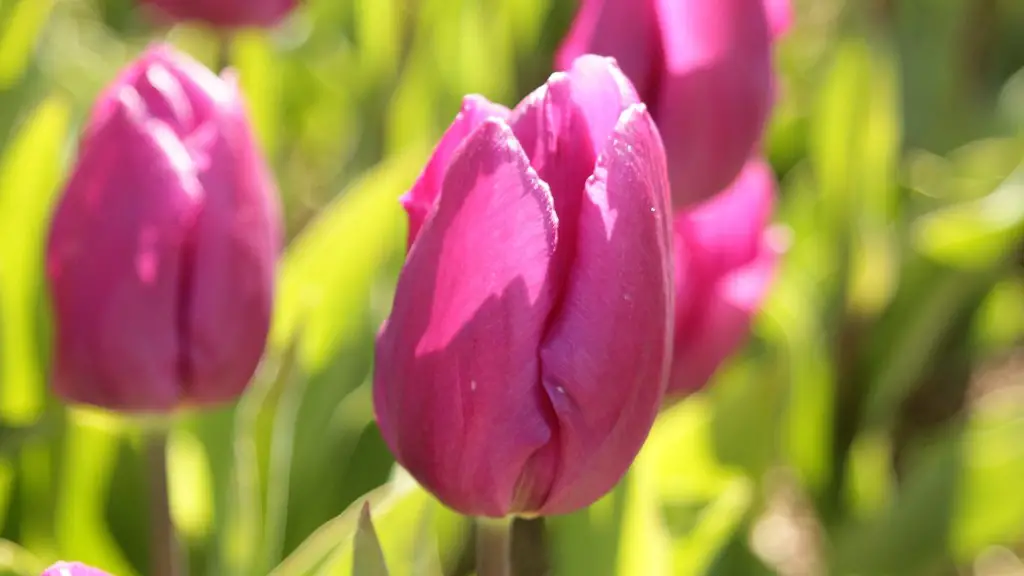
[1,0,1023,574]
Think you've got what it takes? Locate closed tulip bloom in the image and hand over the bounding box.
[139,0,297,29]
[557,0,786,207]
[668,158,783,399]
[375,55,675,517]
[41,562,112,576]
[46,45,281,412]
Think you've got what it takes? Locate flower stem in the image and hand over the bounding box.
[216,33,233,73]
[146,429,182,576]
[476,517,513,576]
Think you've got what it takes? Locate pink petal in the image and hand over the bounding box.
[668,158,781,398]
[374,119,560,517]
[41,562,113,576]
[683,158,775,276]
[46,88,201,412]
[140,0,298,28]
[653,0,774,207]
[182,81,281,406]
[87,45,224,144]
[537,104,674,515]
[401,95,510,248]
[509,56,640,285]
[765,0,794,38]
[554,0,663,99]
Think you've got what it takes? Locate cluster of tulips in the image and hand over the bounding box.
[40,0,791,573]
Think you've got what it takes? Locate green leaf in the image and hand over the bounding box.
[0,0,56,88]
[233,31,283,158]
[647,400,753,575]
[710,357,785,478]
[548,480,630,576]
[912,165,1024,270]
[832,426,960,574]
[0,95,69,426]
[835,390,1024,572]
[270,473,458,576]
[0,538,46,575]
[410,501,443,576]
[54,410,136,576]
[950,390,1024,559]
[810,37,901,230]
[271,150,424,374]
[166,426,215,542]
[353,503,389,576]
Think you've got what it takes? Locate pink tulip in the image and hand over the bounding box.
[764,0,795,37]
[41,563,113,576]
[139,0,297,29]
[668,158,783,399]
[556,0,787,208]
[375,55,675,518]
[46,45,281,412]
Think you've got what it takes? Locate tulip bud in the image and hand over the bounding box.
[46,45,281,412]
[667,158,783,400]
[41,562,112,576]
[139,0,298,29]
[556,0,785,207]
[375,55,675,518]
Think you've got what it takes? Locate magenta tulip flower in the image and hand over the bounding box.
[46,45,281,412]
[668,158,783,399]
[139,0,298,29]
[375,55,675,518]
[556,0,787,208]
[41,562,112,576]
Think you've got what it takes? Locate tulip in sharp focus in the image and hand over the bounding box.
[557,0,789,207]
[41,563,112,576]
[139,0,297,29]
[375,55,675,518]
[46,45,281,412]
[668,158,783,400]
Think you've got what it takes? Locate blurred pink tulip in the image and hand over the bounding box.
[41,563,112,576]
[375,55,675,517]
[46,45,281,413]
[668,158,783,399]
[765,0,795,37]
[139,0,297,29]
[557,0,788,207]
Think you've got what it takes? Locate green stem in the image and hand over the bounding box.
[476,517,513,576]
[146,428,182,576]
[216,33,233,73]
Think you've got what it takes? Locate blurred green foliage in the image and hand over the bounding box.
[0,0,1022,574]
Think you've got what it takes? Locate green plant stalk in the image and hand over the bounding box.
[147,428,182,576]
[476,517,513,576]
[216,33,232,73]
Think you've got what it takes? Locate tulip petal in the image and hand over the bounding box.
[509,56,639,284]
[374,119,560,517]
[46,88,201,411]
[536,104,674,515]
[682,158,776,276]
[401,95,509,248]
[87,45,225,145]
[668,158,781,397]
[181,81,281,406]
[653,0,773,206]
[765,0,794,38]
[668,233,781,397]
[41,562,113,576]
[554,0,663,98]
[141,0,298,28]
